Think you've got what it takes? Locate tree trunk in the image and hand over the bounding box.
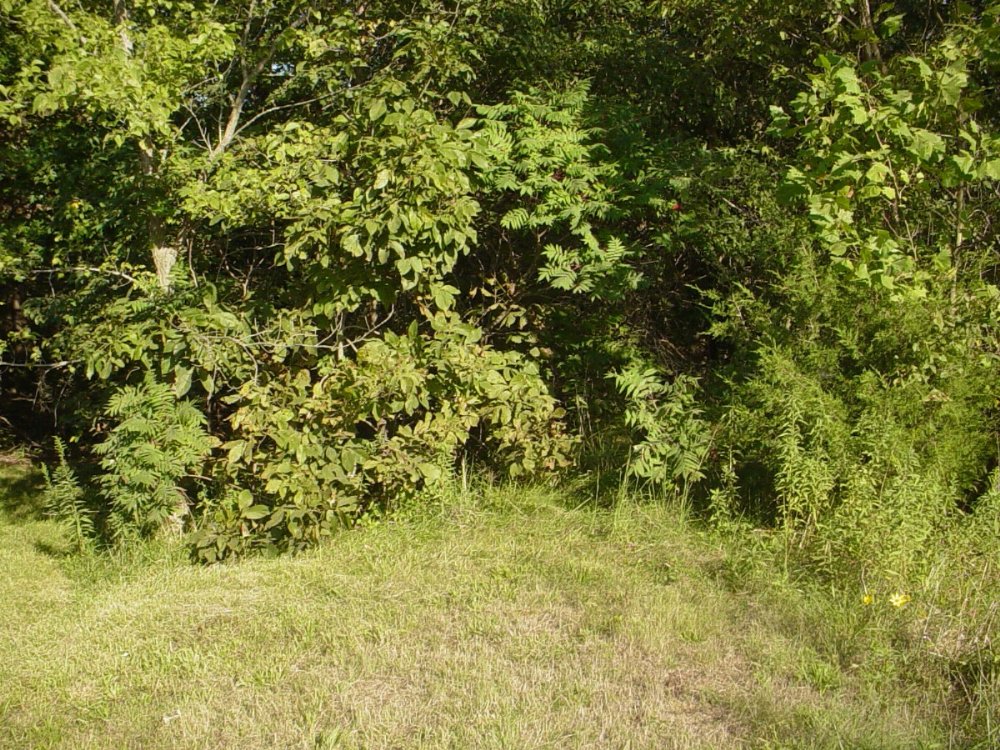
[115,0,178,290]
[857,0,882,64]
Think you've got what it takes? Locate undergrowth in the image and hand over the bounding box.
[1,460,985,748]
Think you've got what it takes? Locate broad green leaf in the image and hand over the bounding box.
[418,462,442,482]
[243,505,271,520]
[368,98,387,122]
[173,366,193,397]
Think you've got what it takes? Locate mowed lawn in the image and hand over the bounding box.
[0,462,947,749]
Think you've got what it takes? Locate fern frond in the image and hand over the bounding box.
[42,437,94,552]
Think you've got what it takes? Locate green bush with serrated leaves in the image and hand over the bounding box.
[192,314,571,561]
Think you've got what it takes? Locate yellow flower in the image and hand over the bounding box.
[861,593,874,606]
[889,592,911,608]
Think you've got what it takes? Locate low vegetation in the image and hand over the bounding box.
[1,460,991,748]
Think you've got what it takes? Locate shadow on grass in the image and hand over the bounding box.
[0,457,46,523]
[33,540,76,559]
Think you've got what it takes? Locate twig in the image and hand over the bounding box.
[47,0,78,33]
[29,266,140,285]
[0,359,79,370]
[209,12,310,160]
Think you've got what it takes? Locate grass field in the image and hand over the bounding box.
[0,459,968,749]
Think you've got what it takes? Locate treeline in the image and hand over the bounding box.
[1,0,998,587]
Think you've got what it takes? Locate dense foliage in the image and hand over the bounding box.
[3,0,999,737]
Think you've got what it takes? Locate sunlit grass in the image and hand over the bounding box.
[0,461,962,749]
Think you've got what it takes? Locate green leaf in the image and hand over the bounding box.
[953,152,976,178]
[173,366,193,397]
[243,505,271,520]
[880,14,904,37]
[431,284,458,311]
[237,489,254,510]
[227,440,247,463]
[418,462,442,482]
[368,98,387,122]
[341,446,362,473]
[865,163,889,183]
[981,159,1000,180]
[342,234,364,256]
[910,129,945,161]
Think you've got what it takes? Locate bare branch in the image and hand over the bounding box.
[29,266,141,285]
[0,359,79,370]
[112,0,133,54]
[230,93,333,140]
[209,11,310,160]
[47,0,77,33]
[182,101,214,151]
